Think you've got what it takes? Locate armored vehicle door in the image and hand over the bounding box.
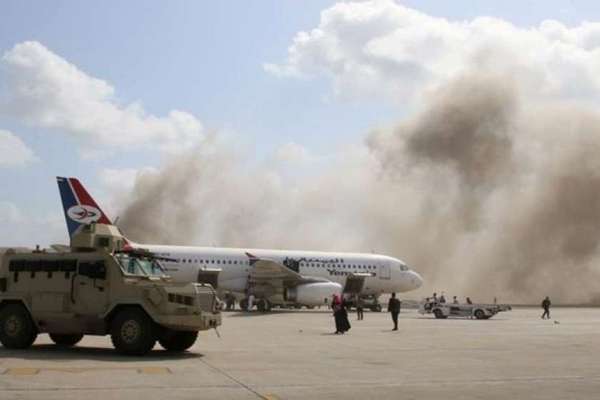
[72,259,110,317]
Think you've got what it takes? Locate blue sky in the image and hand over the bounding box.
[2,0,600,246]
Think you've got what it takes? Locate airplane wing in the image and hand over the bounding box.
[245,251,330,285]
[248,253,368,292]
[251,259,329,285]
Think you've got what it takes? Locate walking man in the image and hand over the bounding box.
[541,296,551,319]
[388,293,401,331]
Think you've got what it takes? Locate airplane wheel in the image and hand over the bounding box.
[257,299,271,312]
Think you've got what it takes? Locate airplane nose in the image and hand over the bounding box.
[410,270,423,289]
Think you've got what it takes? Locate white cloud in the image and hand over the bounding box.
[0,129,37,167]
[0,201,22,223]
[1,41,204,154]
[266,0,600,103]
[274,141,312,165]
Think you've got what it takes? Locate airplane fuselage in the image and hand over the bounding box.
[143,244,423,301]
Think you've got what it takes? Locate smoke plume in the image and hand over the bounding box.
[119,73,600,304]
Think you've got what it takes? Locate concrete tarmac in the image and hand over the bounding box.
[1,307,600,399]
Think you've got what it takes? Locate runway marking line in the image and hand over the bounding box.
[2,367,171,375]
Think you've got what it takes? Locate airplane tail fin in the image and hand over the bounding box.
[56,177,112,238]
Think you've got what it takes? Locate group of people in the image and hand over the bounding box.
[331,293,402,333]
[426,292,474,305]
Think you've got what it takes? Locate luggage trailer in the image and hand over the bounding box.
[419,300,512,319]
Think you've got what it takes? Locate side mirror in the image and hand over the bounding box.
[78,261,107,280]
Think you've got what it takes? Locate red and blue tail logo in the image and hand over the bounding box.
[56,177,112,238]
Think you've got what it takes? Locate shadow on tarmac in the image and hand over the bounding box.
[0,344,204,362]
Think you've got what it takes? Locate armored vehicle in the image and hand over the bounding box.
[0,223,221,355]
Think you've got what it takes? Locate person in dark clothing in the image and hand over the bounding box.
[355,295,364,321]
[439,294,446,303]
[388,293,401,331]
[332,294,351,334]
[541,296,551,319]
[466,297,473,304]
[340,299,351,333]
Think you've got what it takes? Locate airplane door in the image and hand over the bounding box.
[379,262,391,280]
[197,268,221,289]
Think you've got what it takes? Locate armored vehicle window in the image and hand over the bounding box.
[114,254,167,277]
[79,261,107,280]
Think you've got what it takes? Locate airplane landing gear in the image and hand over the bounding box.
[256,299,272,312]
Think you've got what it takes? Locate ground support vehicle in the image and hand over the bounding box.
[0,223,221,355]
[419,300,511,320]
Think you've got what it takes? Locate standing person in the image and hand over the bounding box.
[466,297,473,304]
[452,296,459,304]
[340,298,351,333]
[439,293,446,303]
[388,293,401,331]
[541,296,551,319]
[356,295,364,321]
[432,292,438,303]
[332,294,343,334]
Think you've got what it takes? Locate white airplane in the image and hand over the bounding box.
[57,177,423,311]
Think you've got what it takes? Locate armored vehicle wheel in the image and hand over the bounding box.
[49,333,84,346]
[433,309,447,319]
[0,304,38,349]
[474,309,485,320]
[158,330,198,352]
[110,308,156,355]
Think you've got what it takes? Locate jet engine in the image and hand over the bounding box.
[284,282,342,306]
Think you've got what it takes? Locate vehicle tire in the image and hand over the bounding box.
[0,304,38,349]
[474,309,485,320]
[433,309,447,319]
[110,308,156,355]
[158,329,198,352]
[306,305,315,310]
[49,333,83,346]
[239,298,249,311]
[371,304,382,312]
[256,299,271,312]
[294,304,302,309]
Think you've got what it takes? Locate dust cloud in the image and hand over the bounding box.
[119,73,600,304]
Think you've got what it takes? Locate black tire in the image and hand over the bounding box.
[433,309,447,319]
[49,333,84,346]
[256,299,272,312]
[474,309,485,320]
[158,330,198,352]
[110,308,156,355]
[0,304,37,349]
[371,304,382,312]
[239,298,249,311]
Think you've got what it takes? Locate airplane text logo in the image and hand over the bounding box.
[67,205,102,224]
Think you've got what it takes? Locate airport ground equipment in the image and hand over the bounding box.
[418,299,511,319]
[0,223,221,355]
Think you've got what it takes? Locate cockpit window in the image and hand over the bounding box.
[115,253,167,277]
[400,264,408,271]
